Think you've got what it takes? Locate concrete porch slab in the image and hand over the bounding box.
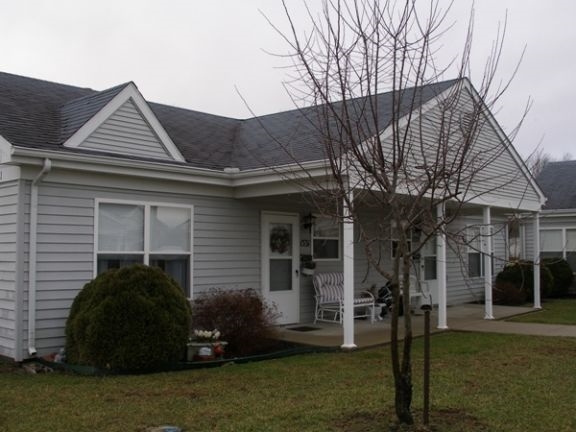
[276,303,540,349]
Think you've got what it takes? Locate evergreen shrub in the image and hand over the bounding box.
[542,257,574,297]
[65,265,192,371]
[494,260,553,305]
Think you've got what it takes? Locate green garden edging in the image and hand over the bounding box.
[23,344,338,376]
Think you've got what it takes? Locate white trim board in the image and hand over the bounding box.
[63,83,185,162]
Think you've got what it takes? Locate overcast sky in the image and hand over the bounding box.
[0,1,574,160]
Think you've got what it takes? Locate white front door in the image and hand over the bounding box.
[420,236,438,304]
[261,212,300,324]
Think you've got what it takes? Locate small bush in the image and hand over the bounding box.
[191,289,279,357]
[493,281,527,305]
[494,260,553,305]
[542,258,574,298]
[523,262,554,300]
[66,265,192,371]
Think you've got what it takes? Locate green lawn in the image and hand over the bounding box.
[508,298,576,325]
[2,332,576,431]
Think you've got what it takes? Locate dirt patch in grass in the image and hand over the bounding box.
[333,407,489,432]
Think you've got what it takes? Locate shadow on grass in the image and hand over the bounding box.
[334,407,489,432]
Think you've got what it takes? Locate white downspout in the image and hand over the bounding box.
[28,158,52,356]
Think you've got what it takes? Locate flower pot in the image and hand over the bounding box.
[186,341,228,362]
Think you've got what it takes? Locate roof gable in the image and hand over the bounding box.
[77,98,173,161]
[63,82,185,162]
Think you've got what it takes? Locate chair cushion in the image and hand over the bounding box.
[353,296,374,305]
[321,284,343,302]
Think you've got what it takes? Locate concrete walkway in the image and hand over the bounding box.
[277,304,576,349]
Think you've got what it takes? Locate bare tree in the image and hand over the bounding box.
[526,147,552,177]
[527,149,573,177]
[263,0,526,425]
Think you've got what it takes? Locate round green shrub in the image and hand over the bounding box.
[542,258,574,298]
[494,260,553,305]
[66,265,192,371]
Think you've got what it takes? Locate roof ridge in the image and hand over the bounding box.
[0,70,94,92]
[246,78,462,122]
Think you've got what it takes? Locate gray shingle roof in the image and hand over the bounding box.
[59,82,130,143]
[233,80,458,170]
[536,160,576,209]
[0,71,458,171]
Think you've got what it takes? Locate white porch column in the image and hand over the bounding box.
[436,203,448,329]
[533,212,542,309]
[341,189,356,349]
[483,206,494,319]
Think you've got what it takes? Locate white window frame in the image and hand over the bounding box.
[466,226,484,278]
[94,198,194,297]
[312,215,341,261]
[540,226,576,263]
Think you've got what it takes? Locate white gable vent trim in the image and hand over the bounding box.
[63,83,185,163]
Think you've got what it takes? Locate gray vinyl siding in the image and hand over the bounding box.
[22,181,266,356]
[445,215,482,304]
[443,213,509,305]
[492,220,508,275]
[413,88,541,209]
[0,180,19,358]
[524,212,576,259]
[460,90,540,207]
[80,98,173,160]
[524,218,536,260]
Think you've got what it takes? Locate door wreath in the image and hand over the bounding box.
[270,225,291,254]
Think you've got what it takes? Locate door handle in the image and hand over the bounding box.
[295,269,299,277]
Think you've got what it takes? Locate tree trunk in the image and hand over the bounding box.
[394,371,414,424]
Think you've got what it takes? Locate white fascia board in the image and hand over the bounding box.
[10,146,331,193]
[463,193,541,212]
[0,165,21,182]
[0,134,13,163]
[229,160,330,187]
[12,147,230,186]
[63,82,186,162]
[539,209,576,217]
[460,79,547,207]
[359,180,542,212]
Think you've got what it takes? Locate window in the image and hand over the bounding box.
[566,229,576,271]
[467,227,484,278]
[96,201,193,295]
[541,228,576,272]
[540,229,563,261]
[312,216,340,260]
